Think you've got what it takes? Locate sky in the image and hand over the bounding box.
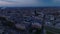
[0,0,60,7]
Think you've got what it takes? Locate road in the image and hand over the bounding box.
[45,25,60,34]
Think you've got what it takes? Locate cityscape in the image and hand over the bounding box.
[0,7,60,34]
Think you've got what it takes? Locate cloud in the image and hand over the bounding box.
[0,0,60,7]
[0,0,39,6]
[0,0,44,7]
[53,0,60,3]
[13,0,43,6]
[1,0,16,2]
[0,1,16,6]
[55,0,60,1]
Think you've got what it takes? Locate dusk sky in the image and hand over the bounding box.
[0,0,60,7]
